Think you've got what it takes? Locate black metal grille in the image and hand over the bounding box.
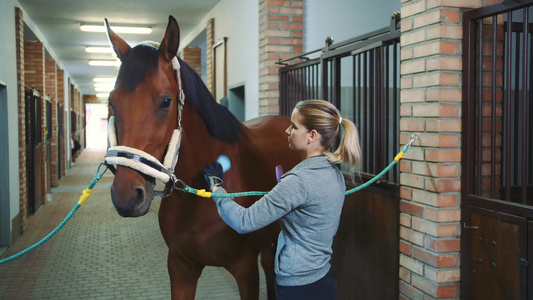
[279,13,401,185]
[463,1,533,206]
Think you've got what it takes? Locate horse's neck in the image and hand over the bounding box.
[175,105,239,183]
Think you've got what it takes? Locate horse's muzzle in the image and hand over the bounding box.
[110,167,155,217]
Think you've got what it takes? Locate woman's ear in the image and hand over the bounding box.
[308,129,319,144]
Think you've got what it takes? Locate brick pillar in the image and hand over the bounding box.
[206,18,215,96]
[398,0,503,299]
[57,69,66,177]
[46,59,59,187]
[182,47,202,76]
[258,0,303,116]
[24,42,45,92]
[15,7,28,233]
[24,40,48,208]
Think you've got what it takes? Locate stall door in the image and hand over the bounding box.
[462,2,533,299]
[467,210,527,299]
[57,103,63,179]
[25,89,43,213]
[45,99,52,192]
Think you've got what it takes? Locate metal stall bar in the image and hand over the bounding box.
[477,18,483,196]
[491,16,497,199]
[504,12,512,202]
[520,7,529,204]
[530,20,533,190]
[391,40,400,182]
[513,22,520,190]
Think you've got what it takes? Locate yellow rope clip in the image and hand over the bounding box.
[196,189,212,198]
[78,189,92,205]
[394,151,404,162]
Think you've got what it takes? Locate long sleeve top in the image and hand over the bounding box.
[212,155,346,286]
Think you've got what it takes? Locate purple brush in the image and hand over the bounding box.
[275,165,284,182]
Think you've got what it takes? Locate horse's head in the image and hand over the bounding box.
[105,16,181,217]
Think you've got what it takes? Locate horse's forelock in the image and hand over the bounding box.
[116,44,159,92]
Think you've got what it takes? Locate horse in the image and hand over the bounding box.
[105,16,301,299]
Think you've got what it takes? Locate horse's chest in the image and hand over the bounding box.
[160,202,243,264]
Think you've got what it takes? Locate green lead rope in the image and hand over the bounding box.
[186,136,417,199]
[0,134,418,265]
[0,164,108,265]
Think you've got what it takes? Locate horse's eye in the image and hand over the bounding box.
[160,97,172,109]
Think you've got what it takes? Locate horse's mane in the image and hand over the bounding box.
[178,57,244,143]
[116,43,244,143]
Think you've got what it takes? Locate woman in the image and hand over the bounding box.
[203,99,361,299]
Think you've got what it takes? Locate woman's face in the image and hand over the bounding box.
[285,109,310,152]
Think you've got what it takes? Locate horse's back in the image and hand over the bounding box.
[244,115,292,156]
[244,115,291,132]
[240,115,299,188]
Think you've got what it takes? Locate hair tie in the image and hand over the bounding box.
[338,117,343,125]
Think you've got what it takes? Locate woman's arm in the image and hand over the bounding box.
[212,173,307,234]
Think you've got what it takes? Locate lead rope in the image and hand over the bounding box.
[0,164,108,265]
[1,133,418,264]
[177,133,420,198]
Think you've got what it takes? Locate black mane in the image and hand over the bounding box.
[178,57,244,143]
[116,44,243,143]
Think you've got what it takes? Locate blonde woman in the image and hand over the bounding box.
[204,99,361,299]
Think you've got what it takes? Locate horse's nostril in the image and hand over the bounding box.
[135,187,145,202]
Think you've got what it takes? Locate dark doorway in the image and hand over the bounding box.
[228,84,245,122]
[0,82,10,246]
[25,89,44,213]
[57,103,63,180]
[45,98,52,194]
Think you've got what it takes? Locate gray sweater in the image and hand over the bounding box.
[213,155,346,286]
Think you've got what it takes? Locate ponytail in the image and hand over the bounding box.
[325,117,361,171]
[294,100,362,171]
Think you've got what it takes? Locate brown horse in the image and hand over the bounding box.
[105,16,300,299]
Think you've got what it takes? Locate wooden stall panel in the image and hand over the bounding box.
[470,212,525,300]
[332,188,398,300]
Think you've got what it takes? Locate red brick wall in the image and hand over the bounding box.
[24,41,49,205]
[45,59,59,187]
[258,0,303,115]
[399,0,504,299]
[24,42,45,93]
[182,47,202,76]
[206,18,215,96]
[15,7,27,233]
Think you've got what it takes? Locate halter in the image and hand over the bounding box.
[104,56,184,197]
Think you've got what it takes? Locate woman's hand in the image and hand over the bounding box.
[203,161,224,191]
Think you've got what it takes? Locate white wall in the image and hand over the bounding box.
[180,0,400,120]
[304,0,401,54]
[180,0,259,120]
[0,0,75,245]
[0,0,23,244]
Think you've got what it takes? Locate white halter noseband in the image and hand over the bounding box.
[104,57,184,196]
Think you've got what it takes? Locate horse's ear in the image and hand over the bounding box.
[158,16,180,62]
[105,18,131,59]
